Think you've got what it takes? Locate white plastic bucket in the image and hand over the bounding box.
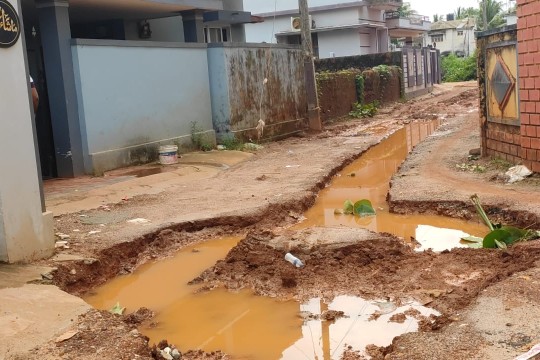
[158,145,178,165]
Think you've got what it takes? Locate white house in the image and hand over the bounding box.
[242,0,430,59]
[425,18,476,57]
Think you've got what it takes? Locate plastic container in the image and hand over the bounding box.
[159,145,178,165]
[284,253,304,268]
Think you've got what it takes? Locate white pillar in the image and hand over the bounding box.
[0,0,54,263]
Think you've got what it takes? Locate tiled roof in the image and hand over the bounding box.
[430,18,476,31]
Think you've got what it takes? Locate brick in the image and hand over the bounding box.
[518,16,528,30]
[532,161,540,173]
[520,66,529,78]
[537,149,540,161]
[510,144,519,156]
[518,41,528,53]
[525,125,537,137]
[528,64,540,76]
[514,133,521,144]
[524,53,535,65]
[523,3,532,16]
[521,136,531,148]
[502,142,510,154]
[525,77,536,89]
[536,77,540,88]
[521,89,530,100]
[519,54,525,67]
[520,147,528,158]
[523,159,533,170]
[531,114,540,125]
[529,14,539,27]
[528,39,539,53]
[522,113,531,124]
[525,101,536,112]
[530,89,540,101]
[505,132,514,143]
[536,102,540,113]
[533,1,540,15]
[534,52,540,65]
[527,148,538,160]
[532,137,540,149]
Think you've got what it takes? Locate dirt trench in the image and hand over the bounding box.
[30,83,540,360]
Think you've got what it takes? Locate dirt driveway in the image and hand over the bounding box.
[7,81,540,360]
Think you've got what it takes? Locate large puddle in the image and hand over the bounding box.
[294,122,487,245]
[86,121,488,359]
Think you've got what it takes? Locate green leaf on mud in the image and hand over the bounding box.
[353,200,376,217]
[494,239,508,249]
[483,229,512,248]
[499,226,529,244]
[461,236,483,243]
[343,200,354,215]
[465,242,483,249]
[110,302,126,315]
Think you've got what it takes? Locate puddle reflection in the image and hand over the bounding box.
[282,296,439,359]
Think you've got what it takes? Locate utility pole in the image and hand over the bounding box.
[299,0,322,131]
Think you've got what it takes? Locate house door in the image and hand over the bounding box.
[26,29,57,178]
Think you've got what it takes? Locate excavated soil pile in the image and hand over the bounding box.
[192,230,540,317]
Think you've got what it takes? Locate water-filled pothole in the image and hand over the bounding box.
[294,121,487,249]
[86,121,488,358]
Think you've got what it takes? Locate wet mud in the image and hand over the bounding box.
[191,230,540,317]
[39,83,540,360]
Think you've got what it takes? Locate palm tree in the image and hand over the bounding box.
[455,6,480,19]
[397,2,417,18]
[478,0,505,30]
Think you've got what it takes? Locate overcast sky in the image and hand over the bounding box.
[409,0,489,19]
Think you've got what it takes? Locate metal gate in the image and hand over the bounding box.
[485,40,519,125]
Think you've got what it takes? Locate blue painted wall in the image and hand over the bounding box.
[71,40,215,174]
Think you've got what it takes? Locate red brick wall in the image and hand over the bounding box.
[486,122,522,163]
[517,0,540,172]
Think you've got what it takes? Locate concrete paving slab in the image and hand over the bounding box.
[0,264,53,290]
[0,284,90,359]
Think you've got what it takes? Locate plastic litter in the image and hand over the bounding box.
[285,253,304,268]
[515,342,540,360]
[506,165,533,183]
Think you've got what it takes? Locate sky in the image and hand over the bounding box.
[409,0,509,19]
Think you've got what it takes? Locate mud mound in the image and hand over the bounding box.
[192,230,540,315]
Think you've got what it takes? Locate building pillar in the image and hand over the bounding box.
[0,0,54,262]
[182,10,205,42]
[36,0,85,177]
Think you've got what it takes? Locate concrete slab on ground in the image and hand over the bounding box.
[0,264,53,290]
[0,284,90,359]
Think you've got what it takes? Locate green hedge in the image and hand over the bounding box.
[441,54,477,82]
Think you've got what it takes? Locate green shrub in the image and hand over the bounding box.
[441,53,477,82]
[349,101,380,118]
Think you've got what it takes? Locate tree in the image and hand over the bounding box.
[433,14,440,22]
[397,2,417,18]
[478,0,505,30]
[455,6,480,19]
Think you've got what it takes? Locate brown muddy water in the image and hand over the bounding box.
[294,121,488,247]
[85,121,489,359]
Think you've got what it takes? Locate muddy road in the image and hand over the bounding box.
[12,82,540,360]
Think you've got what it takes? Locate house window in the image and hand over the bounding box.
[457,30,464,36]
[204,27,231,43]
[431,34,443,43]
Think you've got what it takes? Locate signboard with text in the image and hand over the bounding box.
[0,0,20,48]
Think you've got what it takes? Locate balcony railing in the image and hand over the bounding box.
[366,0,403,10]
[367,0,403,5]
[385,11,430,24]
